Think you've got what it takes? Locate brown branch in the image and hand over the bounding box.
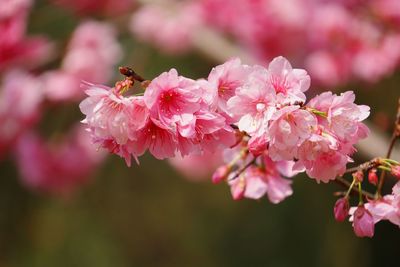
[343,158,381,174]
[228,158,257,181]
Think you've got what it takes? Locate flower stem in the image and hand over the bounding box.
[335,177,374,199]
[358,182,363,205]
[228,157,257,181]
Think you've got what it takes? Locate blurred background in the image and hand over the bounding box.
[0,0,399,266]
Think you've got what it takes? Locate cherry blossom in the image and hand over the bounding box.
[334,197,350,222]
[79,82,140,166]
[15,127,104,195]
[144,69,201,131]
[0,70,44,156]
[352,205,375,238]
[227,67,277,135]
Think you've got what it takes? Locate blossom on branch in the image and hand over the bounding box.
[79,56,370,210]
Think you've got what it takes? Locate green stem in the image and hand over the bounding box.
[335,177,374,199]
[358,182,363,205]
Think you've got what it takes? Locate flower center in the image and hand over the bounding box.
[256,102,266,112]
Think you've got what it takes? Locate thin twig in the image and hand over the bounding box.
[335,177,375,199]
[343,158,381,174]
[228,158,257,181]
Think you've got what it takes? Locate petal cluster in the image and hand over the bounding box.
[80,56,370,203]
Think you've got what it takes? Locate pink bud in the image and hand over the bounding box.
[391,165,400,179]
[333,197,349,222]
[231,177,246,201]
[352,170,364,183]
[368,168,378,185]
[212,165,230,184]
[353,206,374,238]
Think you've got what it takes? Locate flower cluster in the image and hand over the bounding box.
[80,56,370,202]
[333,160,400,238]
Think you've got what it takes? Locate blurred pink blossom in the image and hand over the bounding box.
[42,21,122,101]
[169,151,224,181]
[0,70,44,156]
[0,0,53,71]
[130,0,400,86]
[15,126,104,195]
[130,1,203,53]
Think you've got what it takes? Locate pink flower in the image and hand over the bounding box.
[291,91,370,182]
[41,71,80,101]
[62,21,122,83]
[362,182,400,228]
[212,164,230,184]
[368,168,378,185]
[307,91,370,144]
[130,118,177,160]
[334,197,350,222]
[364,199,400,226]
[352,35,400,83]
[230,176,246,201]
[372,0,400,27]
[66,21,122,66]
[352,170,364,183]
[391,165,400,179]
[179,109,236,153]
[0,70,44,156]
[266,56,310,104]
[195,125,237,154]
[247,127,269,156]
[144,69,202,131]
[0,0,32,19]
[227,66,277,134]
[168,150,224,182]
[268,106,317,161]
[296,132,348,183]
[352,205,375,238]
[79,83,145,166]
[229,156,293,203]
[15,126,104,196]
[0,7,53,71]
[305,51,347,87]
[130,2,202,54]
[205,58,253,117]
[40,21,122,102]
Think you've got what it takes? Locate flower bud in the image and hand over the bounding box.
[333,197,349,222]
[352,170,363,183]
[353,206,374,238]
[212,165,230,184]
[231,176,246,200]
[391,165,400,179]
[368,168,378,185]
